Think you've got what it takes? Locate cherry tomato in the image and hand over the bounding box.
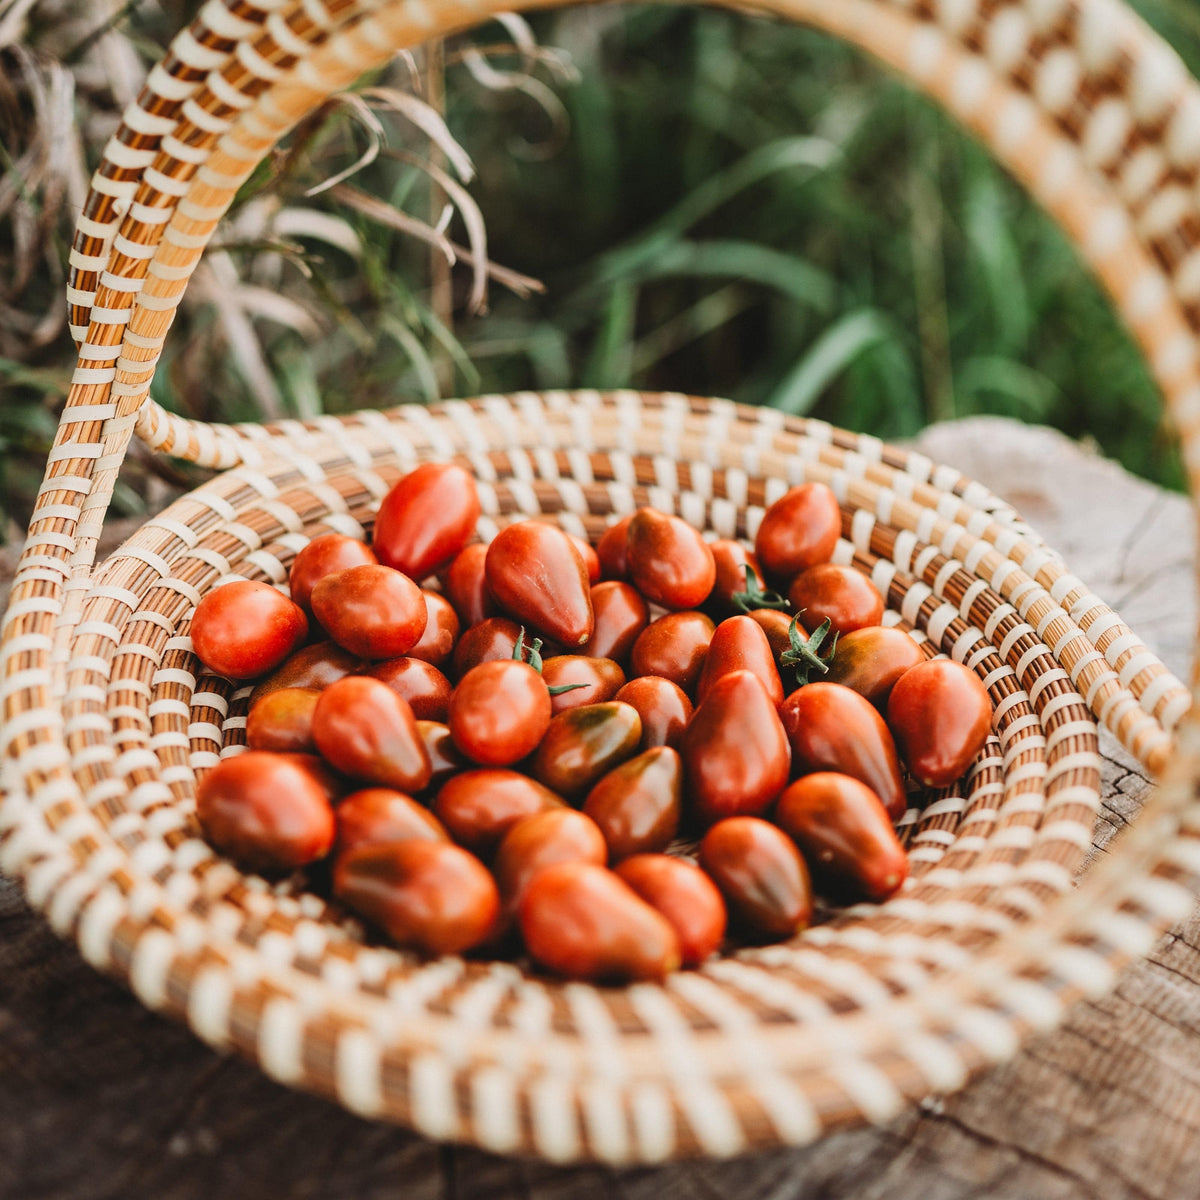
[774,773,908,902]
[494,808,607,914]
[373,461,481,580]
[614,676,693,750]
[614,855,726,967]
[754,482,841,582]
[450,616,523,680]
[434,768,563,857]
[312,676,432,793]
[825,626,924,709]
[368,657,452,722]
[626,508,716,610]
[310,564,427,661]
[778,682,906,819]
[274,752,355,805]
[406,591,460,669]
[583,746,682,861]
[191,580,308,681]
[532,701,643,800]
[415,720,468,794]
[542,655,626,713]
[787,563,884,637]
[335,787,448,856]
[485,521,594,647]
[564,530,601,584]
[595,515,634,581]
[581,581,649,664]
[441,542,496,628]
[519,862,680,982]
[334,840,498,955]
[246,687,319,753]
[448,659,552,766]
[700,817,812,940]
[629,611,714,695]
[706,540,764,615]
[681,671,791,826]
[887,658,992,787]
[747,608,798,664]
[196,751,334,872]
[249,640,361,706]
[289,533,377,613]
[695,615,784,706]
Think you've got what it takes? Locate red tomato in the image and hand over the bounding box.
[191,580,308,681]
[531,701,643,801]
[629,611,714,695]
[373,462,480,580]
[196,751,334,872]
[441,543,496,628]
[494,808,608,913]
[434,768,563,858]
[754,482,841,582]
[368,656,452,722]
[448,659,552,766]
[542,655,626,713]
[249,640,361,705]
[312,676,432,793]
[778,682,906,819]
[565,531,601,584]
[774,773,908,902]
[787,563,884,636]
[289,533,377,613]
[681,670,791,825]
[595,515,634,581]
[485,521,594,647]
[581,581,649,664]
[887,658,992,787]
[311,564,427,660]
[245,687,319,753]
[626,508,716,610]
[583,746,682,861]
[406,591,460,669]
[747,608,798,664]
[825,626,924,709]
[414,721,467,794]
[450,616,524,680]
[614,676,693,750]
[695,615,784,706]
[706,540,765,615]
[335,787,448,856]
[614,854,726,967]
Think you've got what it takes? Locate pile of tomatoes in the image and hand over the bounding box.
[190,462,993,982]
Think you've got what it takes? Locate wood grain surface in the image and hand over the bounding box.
[2,417,1196,1200]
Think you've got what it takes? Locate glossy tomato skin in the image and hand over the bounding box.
[699,817,813,939]
[196,751,334,872]
[595,515,634,581]
[565,531,601,584]
[441,543,496,629]
[494,808,607,914]
[334,840,498,955]
[754,482,842,583]
[368,656,452,722]
[406,591,460,669]
[787,563,884,637]
[778,682,906,819]
[775,773,908,902]
[682,671,791,826]
[542,656,626,713]
[312,676,432,793]
[335,788,448,856]
[373,462,480,580]
[485,522,594,647]
[311,564,428,660]
[274,752,355,805]
[825,626,924,709]
[581,582,649,664]
[583,746,682,861]
[531,701,643,800]
[434,769,563,858]
[614,676,693,750]
[888,659,992,787]
[696,615,784,706]
[629,611,715,695]
[626,508,716,610]
[450,616,524,680]
[192,580,308,681]
[747,608,798,665]
[706,540,765,615]
[615,855,727,967]
[519,862,680,982]
[414,721,467,794]
[246,687,320,753]
[249,640,361,706]
[449,659,552,766]
[289,534,377,613]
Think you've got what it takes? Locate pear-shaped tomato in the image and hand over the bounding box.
[406,591,460,669]
[494,808,608,913]
[542,655,626,713]
[434,769,563,857]
[778,682,906,819]
[373,461,481,580]
[311,564,427,660]
[368,656,452,722]
[289,533,378,613]
[581,581,648,664]
[485,521,594,647]
[614,676,693,750]
[335,788,448,856]
[695,615,784,705]
[706,540,764,615]
[191,580,308,681]
[448,659,552,767]
[249,640,361,706]
[450,616,530,680]
[630,611,714,695]
[887,658,992,787]
[532,701,643,800]
[615,854,727,967]
[626,508,716,610]
[774,773,908,902]
[681,670,791,826]
[595,514,634,581]
[825,626,924,709]
[564,530,601,584]
[754,482,841,582]
[787,563,884,636]
[747,608,798,665]
[245,687,320,753]
[414,720,467,794]
[441,542,495,628]
[583,746,682,861]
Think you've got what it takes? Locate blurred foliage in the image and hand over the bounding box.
[3,0,1200,540]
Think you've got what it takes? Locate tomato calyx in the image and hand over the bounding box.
[512,628,588,696]
[779,614,838,687]
[730,565,790,615]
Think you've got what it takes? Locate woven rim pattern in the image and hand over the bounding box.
[5,0,1200,1164]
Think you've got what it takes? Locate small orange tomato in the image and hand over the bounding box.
[493,808,608,913]
[629,611,715,695]
[406,590,460,669]
[582,581,649,664]
[434,769,563,858]
[615,855,726,967]
[289,533,377,613]
[448,659,552,766]
[595,515,634,581]
[245,687,320,753]
[695,615,784,706]
[249,640,361,706]
[626,508,716,610]
[754,482,841,582]
[191,580,308,681]
[311,564,428,660]
[368,656,453,722]
[787,563,884,637]
[541,655,626,713]
[441,542,496,628]
[335,787,448,856]
[372,461,481,580]
[614,676,693,750]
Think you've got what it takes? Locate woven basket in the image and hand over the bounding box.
[5,0,1200,1165]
